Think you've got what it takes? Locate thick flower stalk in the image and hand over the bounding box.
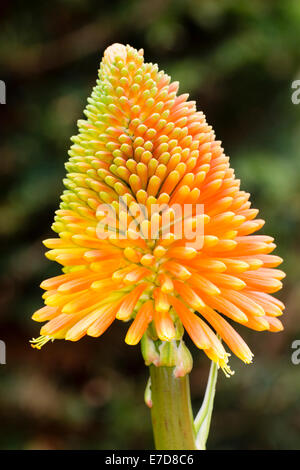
[32,43,285,378]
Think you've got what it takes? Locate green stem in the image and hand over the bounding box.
[149,365,196,450]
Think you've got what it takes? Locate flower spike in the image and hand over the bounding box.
[32,43,285,375]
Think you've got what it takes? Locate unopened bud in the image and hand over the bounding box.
[141,332,160,366]
[173,340,193,378]
[158,340,178,367]
[144,377,152,408]
[141,334,193,377]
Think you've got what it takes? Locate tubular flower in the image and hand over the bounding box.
[31,43,285,375]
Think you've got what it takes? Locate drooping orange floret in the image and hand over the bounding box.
[31,43,285,374]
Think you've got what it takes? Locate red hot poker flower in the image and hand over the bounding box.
[31,44,285,376]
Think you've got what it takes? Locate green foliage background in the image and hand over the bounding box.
[0,0,299,449]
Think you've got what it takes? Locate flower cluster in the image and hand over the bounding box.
[31,44,285,375]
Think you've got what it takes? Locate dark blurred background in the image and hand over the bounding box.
[0,0,299,450]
